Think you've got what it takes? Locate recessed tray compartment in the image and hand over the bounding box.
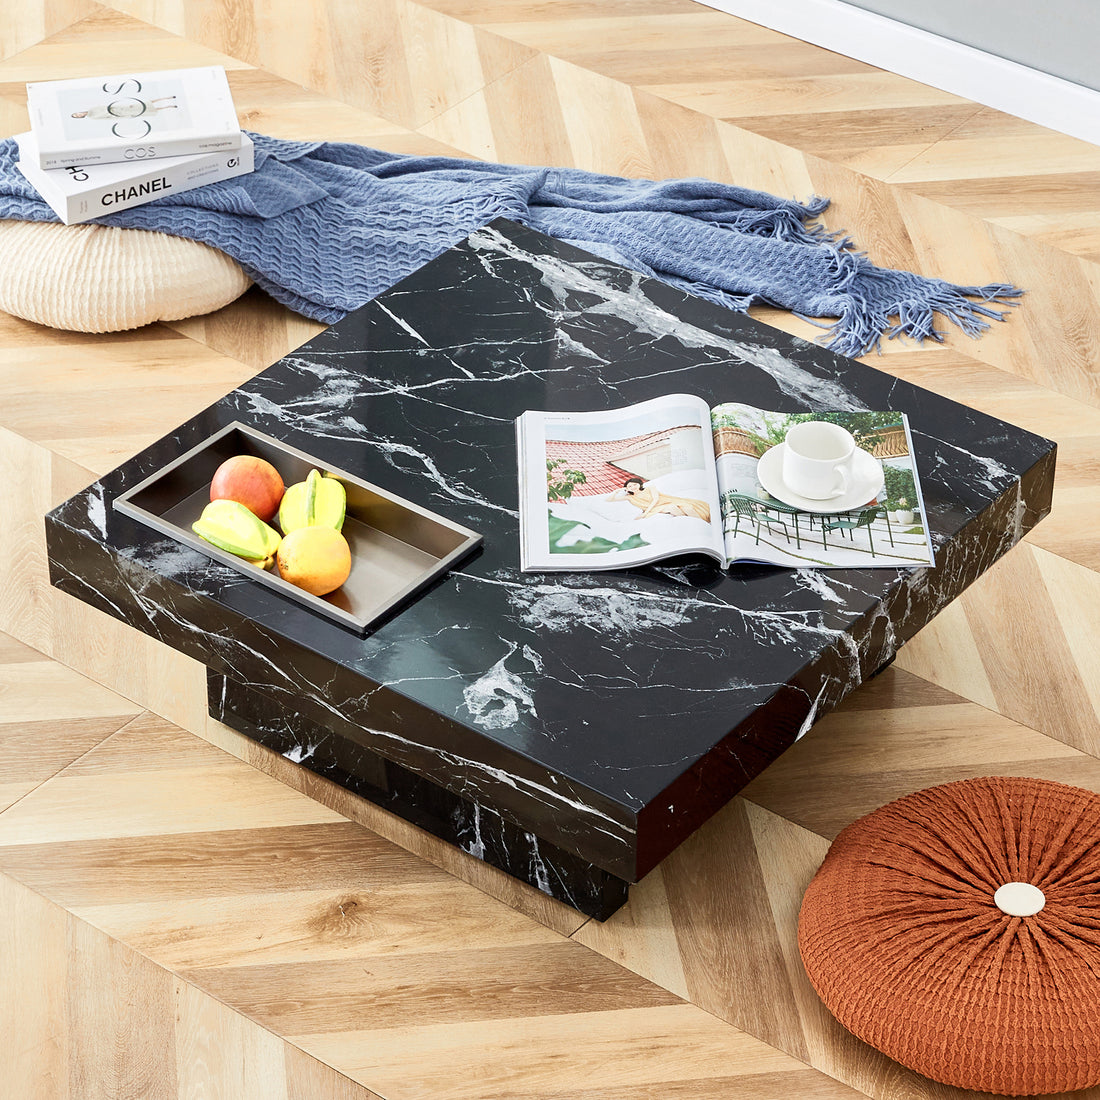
[113,422,482,635]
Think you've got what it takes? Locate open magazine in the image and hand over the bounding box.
[516,395,935,571]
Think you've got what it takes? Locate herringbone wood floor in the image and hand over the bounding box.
[2,3,1099,1097]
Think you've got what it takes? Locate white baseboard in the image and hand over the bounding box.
[696,0,1100,148]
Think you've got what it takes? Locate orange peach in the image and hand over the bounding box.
[276,526,352,595]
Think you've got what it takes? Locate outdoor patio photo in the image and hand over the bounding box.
[711,403,933,567]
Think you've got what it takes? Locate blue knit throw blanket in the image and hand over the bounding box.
[0,132,1020,356]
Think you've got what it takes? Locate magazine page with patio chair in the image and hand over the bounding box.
[516,396,935,571]
[711,403,935,569]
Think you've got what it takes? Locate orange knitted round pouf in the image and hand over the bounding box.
[799,776,1100,1095]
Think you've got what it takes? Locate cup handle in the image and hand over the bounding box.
[826,465,851,499]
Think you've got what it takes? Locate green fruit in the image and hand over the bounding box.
[278,469,346,534]
[193,499,281,562]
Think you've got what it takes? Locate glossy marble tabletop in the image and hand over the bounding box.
[47,220,1055,911]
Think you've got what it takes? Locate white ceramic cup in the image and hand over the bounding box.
[782,421,858,500]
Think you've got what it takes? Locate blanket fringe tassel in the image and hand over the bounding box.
[808,247,1023,358]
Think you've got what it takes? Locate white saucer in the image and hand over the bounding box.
[756,443,885,513]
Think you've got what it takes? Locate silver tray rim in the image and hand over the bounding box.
[112,420,483,636]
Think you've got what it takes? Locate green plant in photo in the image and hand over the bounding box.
[547,511,649,555]
[710,406,794,455]
[709,405,742,430]
[546,459,587,502]
[737,411,794,456]
[787,410,902,453]
[883,464,917,510]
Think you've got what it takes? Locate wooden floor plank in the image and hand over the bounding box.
[0,0,98,63]
[0,872,388,1100]
[0,630,141,812]
[0,708,866,1100]
[742,665,1100,838]
[299,1005,816,1100]
[897,547,1100,753]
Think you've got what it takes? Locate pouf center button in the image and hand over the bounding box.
[994,882,1046,917]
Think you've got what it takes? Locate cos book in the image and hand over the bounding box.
[15,132,255,224]
[25,65,241,169]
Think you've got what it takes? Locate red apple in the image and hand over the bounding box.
[210,455,285,521]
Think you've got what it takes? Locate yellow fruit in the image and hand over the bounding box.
[193,499,281,562]
[276,526,352,596]
[278,469,346,534]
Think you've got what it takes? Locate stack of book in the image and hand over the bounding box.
[16,65,253,225]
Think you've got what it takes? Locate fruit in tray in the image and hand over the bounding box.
[198,457,353,596]
[277,468,346,533]
[210,455,285,522]
[192,499,282,568]
[276,525,352,595]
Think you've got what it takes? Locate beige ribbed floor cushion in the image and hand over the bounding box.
[0,219,251,332]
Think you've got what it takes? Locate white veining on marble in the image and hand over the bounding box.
[463,641,539,729]
[794,680,831,741]
[511,583,693,635]
[284,742,317,763]
[792,569,848,604]
[369,438,518,517]
[462,801,487,860]
[528,834,553,896]
[521,644,545,673]
[917,430,1017,495]
[86,482,108,537]
[469,225,869,410]
[346,720,634,842]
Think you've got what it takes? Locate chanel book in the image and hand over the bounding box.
[26,65,242,169]
[15,132,254,224]
[516,395,934,572]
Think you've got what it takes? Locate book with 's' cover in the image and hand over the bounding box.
[26,65,241,169]
[15,132,254,224]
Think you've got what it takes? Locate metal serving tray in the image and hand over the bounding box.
[113,422,482,636]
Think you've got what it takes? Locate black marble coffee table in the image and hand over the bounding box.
[46,220,1055,919]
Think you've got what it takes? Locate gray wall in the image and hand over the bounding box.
[842,0,1100,92]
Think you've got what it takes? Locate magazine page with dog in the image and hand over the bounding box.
[516,394,726,572]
